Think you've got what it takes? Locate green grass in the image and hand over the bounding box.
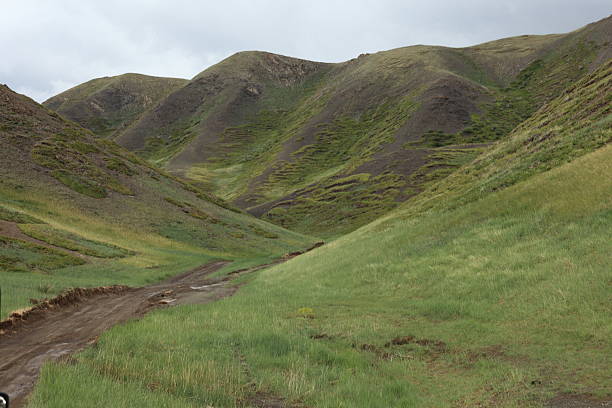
[29,144,612,407]
[0,181,314,318]
[403,60,611,216]
[263,172,407,238]
[0,205,44,224]
[0,235,85,274]
[43,73,187,139]
[18,224,133,258]
[31,131,134,198]
[26,59,612,406]
[0,83,317,320]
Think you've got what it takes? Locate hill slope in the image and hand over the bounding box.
[30,55,612,407]
[0,84,316,318]
[81,16,611,238]
[43,73,187,138]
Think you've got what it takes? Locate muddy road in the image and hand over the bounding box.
[0,246,319,408]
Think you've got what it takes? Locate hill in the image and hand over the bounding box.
[43,73,187,138]
[29,55,612,407]
[68,16,612,238]
[0,84,316,318]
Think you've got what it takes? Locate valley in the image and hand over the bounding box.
[0,13,610,408]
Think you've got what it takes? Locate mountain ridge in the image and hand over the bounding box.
[43,15,612,237]
[43,73,188,138]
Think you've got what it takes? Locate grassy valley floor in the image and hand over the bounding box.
[25,144,612,407]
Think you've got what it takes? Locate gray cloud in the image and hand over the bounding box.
[1,0,609,102]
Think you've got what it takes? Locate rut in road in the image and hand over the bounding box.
[0,260,235,407]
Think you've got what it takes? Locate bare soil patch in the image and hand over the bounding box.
[547,394,612,408]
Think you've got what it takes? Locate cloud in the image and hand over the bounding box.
[1,0,609,102]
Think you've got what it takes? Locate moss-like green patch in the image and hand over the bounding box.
[31,130,133,198]
[18,224,133,258]
[404,59,612,216]
[0,205,44,224]
[0,235,85,273]
[263,172,406,238]
[51,170,107,198]
[430,39,601,145]
[104,157,136,176]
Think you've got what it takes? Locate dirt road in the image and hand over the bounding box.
[0,260,235,407]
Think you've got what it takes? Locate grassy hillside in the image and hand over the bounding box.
[28,50,612,407]
[43,74,187,138]
[0,85,316,319]
[84,16,611,238]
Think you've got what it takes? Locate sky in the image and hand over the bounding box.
[1,1,610,102]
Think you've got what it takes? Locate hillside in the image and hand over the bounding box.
[29,55,612,407]
[64,16,611,238]
[43,73,187,138]
[0,84,316,318]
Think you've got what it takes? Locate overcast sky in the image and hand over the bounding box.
[1,1,609,102]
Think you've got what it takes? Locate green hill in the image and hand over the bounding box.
[0,84,316,318]
[43,73,187,138]
[29,52,611,407]
[45,16,599,237]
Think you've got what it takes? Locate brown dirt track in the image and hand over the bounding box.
[0,260,234,407]
[0,242,325,408]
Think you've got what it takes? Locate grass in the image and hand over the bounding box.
[93,22,608,238]
[0,205,44,224]
[25,59,612,406]
[263,172,407,238]
[28,144,612,407]
[0,235,85,274]
[31,131,135,198]
[43,73,187,138]
[402,60,611,216]
[18,223,133,258]
[0,84,317,320]
[0,179,314,318]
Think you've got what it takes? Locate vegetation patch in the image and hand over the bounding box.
[407,147,485,188]
[164,196,220,224]
[104,157,135,175]
[421,39,601,146]
[0,205,44,224]
[404,60,612,216]
[31,130,134,198]
[50,170,108,198]
[0,235,85,273]
[260,96,417,196]
[18,224,133,258]
[263,172,406,238]
[32,144,612,407]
